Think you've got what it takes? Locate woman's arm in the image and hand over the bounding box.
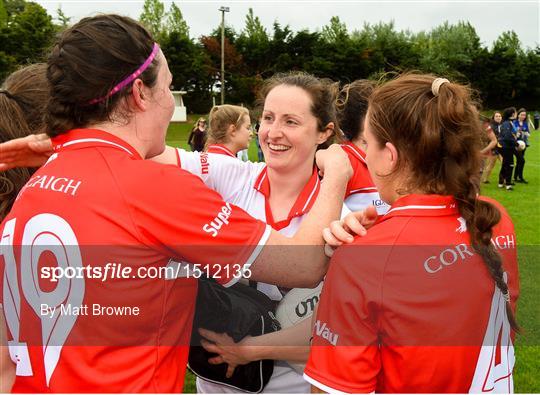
[199,318,313,378]
[250,146,351,288]
[0,134,52,171]
[480,129,497,155]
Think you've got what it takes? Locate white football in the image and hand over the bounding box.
[516,140,526,151]
[275,283,323,374]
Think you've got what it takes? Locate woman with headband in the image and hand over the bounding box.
[305,74,519,393]
[0,15,352,393]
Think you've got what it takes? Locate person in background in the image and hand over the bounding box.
[513,108,529,183]
[0,63,50,393]
[335,79,388,215]
[498,107,518,190]
[254,119,265,162]
[533,111,539,130]
[479,114,498,184]
[204,105,252,158]
[188,117,207,152]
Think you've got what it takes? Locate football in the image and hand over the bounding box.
[275,283,324,374]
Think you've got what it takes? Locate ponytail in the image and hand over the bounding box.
[368,73,519,332]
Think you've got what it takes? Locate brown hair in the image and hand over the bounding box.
[0,63,49,220]
[257,72,339,149]
[336,79,375,141]
[206,105,249,146]
[45,14,159,137]
[194,117,207,128]
[367,73,519,331]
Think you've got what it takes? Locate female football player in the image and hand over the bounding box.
[306,74,519,393]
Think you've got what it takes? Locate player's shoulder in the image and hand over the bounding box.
[330,216,410,279]
[351,215,411,246]
[112,155,207,194]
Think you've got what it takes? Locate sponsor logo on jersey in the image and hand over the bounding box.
[200,152,209,175]
[372,199,388,208]
[18,174,82,199]
[314,320,339,346]
[424,235,515,274]
[491,234,515,250]
[203,202,233,237]
[456,217,467,233]
[423,243,474,274]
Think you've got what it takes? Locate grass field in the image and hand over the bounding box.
[167,116,539,393]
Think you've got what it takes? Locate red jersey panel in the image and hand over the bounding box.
[206,144,237,158]
[341,142,388,214]
[304,194,519,393]
[0,129,270,392]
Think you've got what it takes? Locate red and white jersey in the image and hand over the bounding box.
[178,149,330,301]
[341,141,388,215]
[206,144,237,158]
[0,129,271,393]
[304,194,519,393]
[178,149,350,393]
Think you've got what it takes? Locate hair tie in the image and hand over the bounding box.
[0,89,16,101]
[431,78,449,97]
[502,290,510,302]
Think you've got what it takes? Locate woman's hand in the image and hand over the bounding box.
[199,328,256,378]
[323,205,379,257]
[0,134,53,171]
[315,144,353,182]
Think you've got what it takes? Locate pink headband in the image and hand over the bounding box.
[87,43,160,105]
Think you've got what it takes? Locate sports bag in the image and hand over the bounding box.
[188,278,281,393]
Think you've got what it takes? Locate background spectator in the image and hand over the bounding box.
[498,107,517,190]
[513,108,529,183]
[188,117,207,151]
[481,111,502,183]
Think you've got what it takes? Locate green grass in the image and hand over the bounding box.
[480,130,540,393]
[168,114,262,162]
[168,121,540,393]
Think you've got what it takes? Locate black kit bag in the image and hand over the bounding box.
[188,278,281,393]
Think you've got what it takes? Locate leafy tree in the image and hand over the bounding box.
[268,22,294,73]
[0,0,7,27]
[162,31,213,113]
[166,2,189,39]
[416,21,482,78]
[1,2,55,64]
[139,0,166,42]
[3,0,24,18]
[236,8,270,76]
[353,21,418,75]
[321,16,347,44]
[56,5,70,28]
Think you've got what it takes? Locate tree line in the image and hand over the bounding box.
[1,0,539,113]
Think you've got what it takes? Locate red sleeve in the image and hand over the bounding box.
[121,162,271,287]
[304,243,388,393]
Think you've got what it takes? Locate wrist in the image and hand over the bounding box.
[323,166,352,184]
[239,336,260,362]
